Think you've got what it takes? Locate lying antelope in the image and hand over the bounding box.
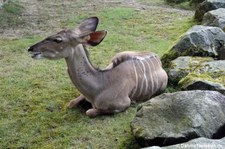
[28,17,168,117]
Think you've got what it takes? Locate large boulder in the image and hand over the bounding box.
[197,60,225,77]
[202,8,225,30]
[131,90,225,147]
[144,137,225,149]
[194,0,225,21]
[179,73,225,95]
[168,56,213,84]
[161,25,225,67]
[178,60,225,94]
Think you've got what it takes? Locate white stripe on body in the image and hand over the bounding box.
[148,58,158,95]
[145,58,154,99]
[142,59,149,97]
[135,60,144,98]
[130,55,163,100]
[130,59,138,98]
[137,60,147,98]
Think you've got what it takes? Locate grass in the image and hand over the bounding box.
[0,0,195,148]
[138,0,196,10]
[0,0,25,28]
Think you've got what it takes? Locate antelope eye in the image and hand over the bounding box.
[53,37,63,43]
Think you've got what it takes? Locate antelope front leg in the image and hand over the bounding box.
[68,94,85,108]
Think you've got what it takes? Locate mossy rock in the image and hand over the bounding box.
[179,73,225,95]
[145,137,225,149]
[131,90,225,147]
[196,60,225,79]
[178,60,225,88]
[194,0,225,22]
[167,56,213,85]
[161,25,225,68]
[202,8,225,30]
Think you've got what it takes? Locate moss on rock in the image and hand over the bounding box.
[167,56,213,85]
[161,49,180,68]
[178,72,225,95]
[178,73,215,88]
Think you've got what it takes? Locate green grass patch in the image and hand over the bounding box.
[87,6,194,68]
[0,37,140,149]
[138,0,165,5]
[138,0,196,10]
[0,0,25,28]
[167,1,196,10]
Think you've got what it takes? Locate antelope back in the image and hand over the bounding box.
[109,51,167,100]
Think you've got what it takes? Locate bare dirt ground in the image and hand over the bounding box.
[0,0,193,39]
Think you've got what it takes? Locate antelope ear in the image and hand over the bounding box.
[75,17,99,37]
[79,31,107,46]
[88,31,107,46]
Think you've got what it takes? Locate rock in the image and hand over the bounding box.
[168,56,213,84]
[144,137,225,149]
[203,8,225,30]
[161,25,225,67]
[197,60,225,77]
[217,44,225,60]
[194,0,225,22]
[179,73,225,95]
[131,90,225,147]
[177,60,225,94]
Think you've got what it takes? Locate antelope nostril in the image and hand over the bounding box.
[28,47,33,52]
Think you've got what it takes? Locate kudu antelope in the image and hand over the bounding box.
[28,17,168,117]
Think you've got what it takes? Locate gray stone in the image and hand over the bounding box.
[144,137,225,149]
[203,8,225,30]
[195,0,225,21]
[161,25,225,66]
[217,43,225,60]
[198,60,225,76]
[131,90,225,147]
[168,56,213,84]
[177,60,225,94]
[168,56,192,83]
[180,77,225,95]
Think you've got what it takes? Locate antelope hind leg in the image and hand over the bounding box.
[86,108,122,118]
[86,108,102,117]
[67,94,85,108]
[86,97,131,117]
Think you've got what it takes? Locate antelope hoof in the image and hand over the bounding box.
[86,108,101,118]
[67,99,79,109]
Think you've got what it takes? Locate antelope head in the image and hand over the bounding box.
[28,17,107,60]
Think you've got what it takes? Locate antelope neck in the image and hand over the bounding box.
[65,44,101,100]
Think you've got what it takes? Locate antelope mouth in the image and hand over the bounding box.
[29,51,42,59]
